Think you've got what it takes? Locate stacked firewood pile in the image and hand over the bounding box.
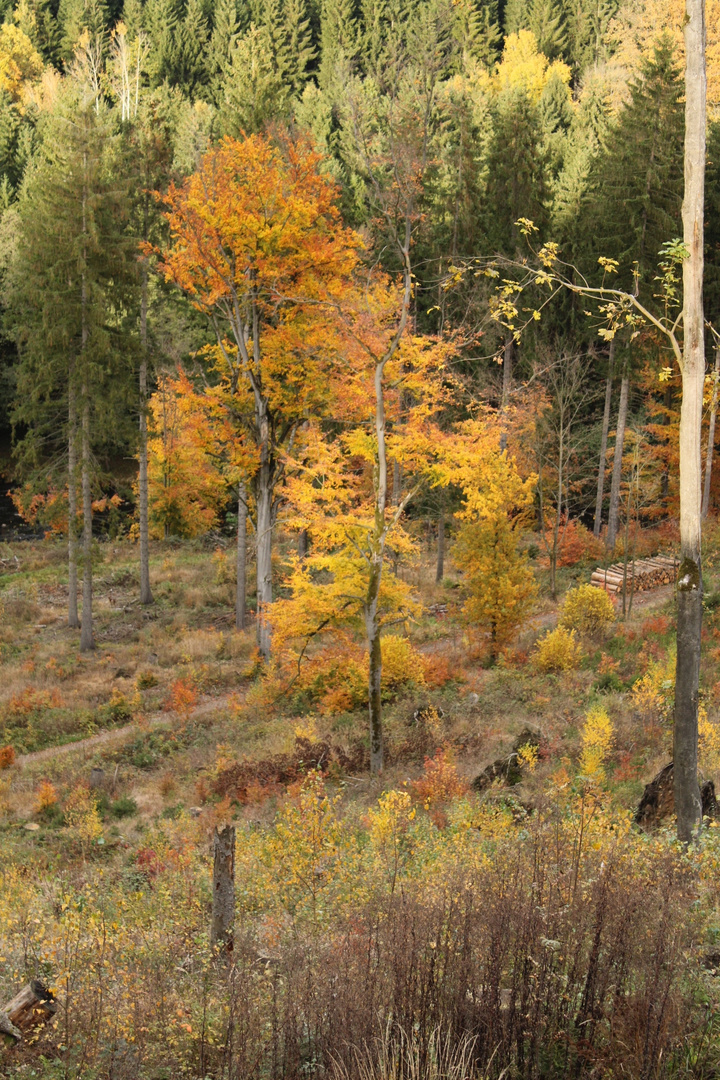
[590,555,679,596]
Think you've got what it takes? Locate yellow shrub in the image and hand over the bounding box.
[560,584,615,636]
[579,705,614,781]
[631,649,675,719]
[699,704,720,778]
[378,634,425,690]
[64,785,103,855]
[534,627,583,672]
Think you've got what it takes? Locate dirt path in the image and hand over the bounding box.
[17,693,234,767]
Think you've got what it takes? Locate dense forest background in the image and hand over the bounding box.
[0,0,717,542]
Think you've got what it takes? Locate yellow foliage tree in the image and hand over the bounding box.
[0,22,43,101]
[146,373,228,539]
[440,415,538,655]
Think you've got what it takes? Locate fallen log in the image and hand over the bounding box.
[1,981,56,1045]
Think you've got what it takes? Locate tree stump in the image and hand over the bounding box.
[1,981,56,1045]
[211,823,235,956]
[634,761,718,830]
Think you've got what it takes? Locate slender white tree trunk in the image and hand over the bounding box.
[593,344,614,537]
[702,343,720,518]
[675,0,706,843]
[606,369,629,551]
[67,380,79,630]
[236,482,246,632]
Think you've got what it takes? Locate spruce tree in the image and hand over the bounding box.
[319,0,356,88]
[582,35,684,295]
[58,0,109,62]
[6,91,137,649]
[504,0,567,59]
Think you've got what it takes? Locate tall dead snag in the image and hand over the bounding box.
[211,823,235,956]
[674,0,706,842]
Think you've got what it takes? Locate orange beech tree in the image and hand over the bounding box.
[157,134,363,660]
[146,372,228,539]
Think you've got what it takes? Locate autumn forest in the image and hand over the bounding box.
[2,0,720,1076]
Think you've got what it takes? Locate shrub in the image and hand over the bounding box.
[378,634,425,692]
[560,583,615,636]
[534,626,583,672]
[410,748,468,808]
[0,744,15,769]
[64,785,103,855]
[579,705,614,782]
[632,648,675,720]
[110,796,138,819]
[34,780,58,813]
[167,677,198,721]
[541,516,604,567]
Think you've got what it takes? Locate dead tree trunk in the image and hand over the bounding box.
[236,484,247,632]
[211,824,235,955]
[606,367,629,551]
[67,379,79,630]
[436,510,445,583]
[675,0,706,843]
[1,982,56,1044]
[593,343,614,537]
[138,247,153,606]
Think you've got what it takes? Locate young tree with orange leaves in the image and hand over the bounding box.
[157,134,363,661]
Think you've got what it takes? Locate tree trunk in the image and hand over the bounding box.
[675,0,706,844]
[255,464,273,662]
[499,335,513,452]
[80,395,94,652]
[138,255,153,605]
[606,368,629,551]
[366,561,383,775]
[67,382,79,630]
[236,483,246,632]
[702,342,720,518]
[593,344,614,537]
[298,528,308,559]
[210,824,235,955]
[435,510,445,583]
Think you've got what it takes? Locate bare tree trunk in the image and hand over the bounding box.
[67,380,79,630]
[210,824,235,955]
[702,342,720,518]
[593,343,614,537]
[80,394,94,652]
[499,335,513,452]
[675,0,706,843]
[297,528,308,559]
[79,168,93,654]
[236,483,246,632]
[255,463,273,662]
[435,510,445,583]
[606,368,629,551]
[138,251,153,605]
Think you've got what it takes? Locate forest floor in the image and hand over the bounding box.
[0,533,692,835]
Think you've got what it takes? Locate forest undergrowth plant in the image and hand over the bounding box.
[534,626,583,672]
[560,583,616,637]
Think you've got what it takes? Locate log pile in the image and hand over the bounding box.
[590,555,679,596]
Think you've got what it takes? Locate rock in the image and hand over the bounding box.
[634,762,718,830]
[23,822,40,832]
[188,806,203,818]
[471,728,541,792]
[466,692,480,707]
